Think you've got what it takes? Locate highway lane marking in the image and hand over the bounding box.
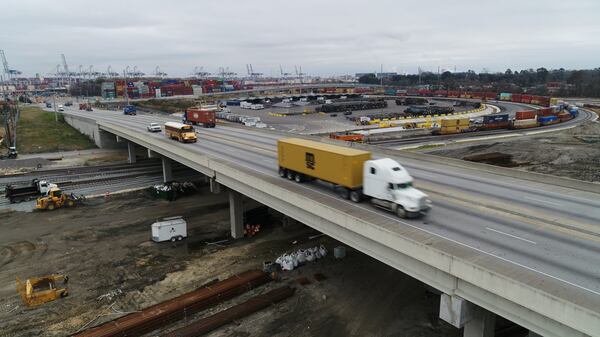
[524,196,561,206]
[486,227,537,245]
[72,112,600,296]
[215,156,600,296]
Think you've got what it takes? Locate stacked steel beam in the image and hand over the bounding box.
[164,286,295,337]
[74,270,272,337]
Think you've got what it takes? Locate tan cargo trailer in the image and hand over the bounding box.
[277,138,371,189]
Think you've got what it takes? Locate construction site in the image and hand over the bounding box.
[2,2,600,336]
[0,187,462,337]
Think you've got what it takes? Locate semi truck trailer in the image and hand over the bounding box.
[184,106,216,127]
[277,138,431,218]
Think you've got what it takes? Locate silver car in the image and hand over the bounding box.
[147,123,161,132]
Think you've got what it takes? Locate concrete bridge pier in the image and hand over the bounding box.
[463,307,496,337]
[439,294,496,337]
[162,157,173,182]
[127,142,136,164]
[229,190,244,239]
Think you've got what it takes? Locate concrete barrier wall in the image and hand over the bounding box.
[98,121,599,337]
[63,114,124,149]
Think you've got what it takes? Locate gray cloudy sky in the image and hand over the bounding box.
[2,0,600,77]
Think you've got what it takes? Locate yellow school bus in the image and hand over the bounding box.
[164,122,197,143]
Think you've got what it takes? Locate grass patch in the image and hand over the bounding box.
[134,98,197,114]
[16,106,97,154]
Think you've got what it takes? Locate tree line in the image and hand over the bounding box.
[359,68,600,97]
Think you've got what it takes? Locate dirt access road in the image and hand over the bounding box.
[0,188,465,337]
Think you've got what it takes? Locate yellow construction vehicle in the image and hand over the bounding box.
[36,187,83,211]
[16,274,69,307]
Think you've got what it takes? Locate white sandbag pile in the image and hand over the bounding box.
[275,245,328,271]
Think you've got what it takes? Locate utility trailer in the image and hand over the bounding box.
[151,216,187,242]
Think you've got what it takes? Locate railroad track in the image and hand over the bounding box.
[368,109,596,147]
[0,161,204,209]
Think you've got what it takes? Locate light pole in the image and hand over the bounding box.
[124,66,130,105]
[53,93,58,122]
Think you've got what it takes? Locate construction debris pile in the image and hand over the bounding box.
[150,181,198,201]
[275,245,328,271]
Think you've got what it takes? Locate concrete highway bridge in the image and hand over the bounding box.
[59,104,600,337]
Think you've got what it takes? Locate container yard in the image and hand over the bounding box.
[2,2,600,337]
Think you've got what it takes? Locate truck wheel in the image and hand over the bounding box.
[286,170,295,180]
[294,173,303,183]
[47,203,55,211]
[177,236,183,241]
[350,190,361,203]
[396,206,406,218]
[171,237,177,242]
[67,200,75,207]
[338,188,350,199]
[278,168,286,177]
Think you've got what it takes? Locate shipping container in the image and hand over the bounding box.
[440,118,469,127]
[538,97,550,107]
[499,93,512,101]
[185,107,216,127]
[483,114,509,123]
[448,91,460,98]
[538,108,554,116]
[538,115,559,125]
[511,118,538,129]
[511,94,522,102]
[484,92,497,100]
[277,138,371,189]
[558,112,573,122]
[515,110,537,120]
[520,95,533,104]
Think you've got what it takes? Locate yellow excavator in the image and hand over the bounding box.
[36,187,84,211]
[16,274,69,307]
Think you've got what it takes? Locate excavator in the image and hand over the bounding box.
[36,187,84,211]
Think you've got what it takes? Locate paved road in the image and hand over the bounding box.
[55,104,600,305]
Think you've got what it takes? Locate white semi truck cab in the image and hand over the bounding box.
[362,158,431,218]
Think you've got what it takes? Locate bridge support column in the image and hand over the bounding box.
[463,307,496,337]
[162,157,173,182]
[229,191,244,239]
[210,178,221,194]
[147,149,157,159]
[127,142,136,164]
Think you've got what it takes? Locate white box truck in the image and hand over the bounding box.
[151,216,187,242]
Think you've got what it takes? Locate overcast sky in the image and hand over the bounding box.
[2,0,599,77]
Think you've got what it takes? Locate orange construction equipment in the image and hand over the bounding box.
[36,187,83,211]
[16,274,69,307]
[329,133,364,142]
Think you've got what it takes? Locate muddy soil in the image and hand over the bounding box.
[1,189,464,337]
[426,122,600,182]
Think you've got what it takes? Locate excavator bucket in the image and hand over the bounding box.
[16,275,68,307]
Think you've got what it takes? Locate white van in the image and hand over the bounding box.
[151,216,187,242]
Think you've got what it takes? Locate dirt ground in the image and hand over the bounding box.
[425,121,600,182]
[0,187,463,337]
